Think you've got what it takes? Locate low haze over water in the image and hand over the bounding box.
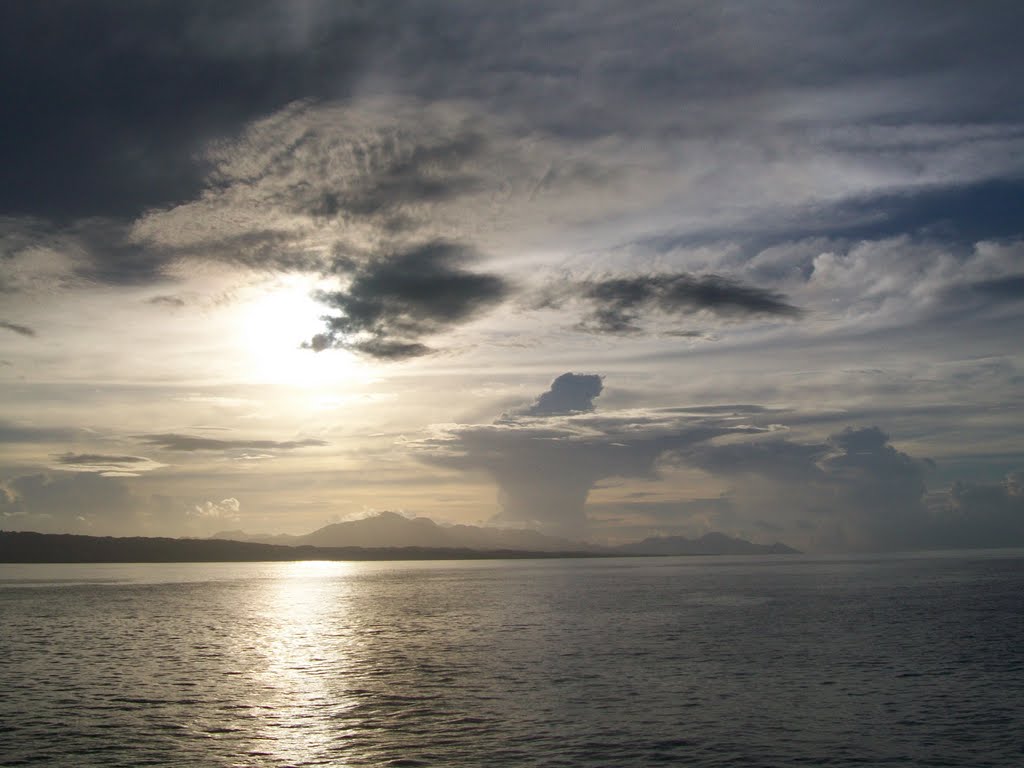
[2,552,1022,767]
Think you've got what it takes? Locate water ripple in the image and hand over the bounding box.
[1,555,1023,766]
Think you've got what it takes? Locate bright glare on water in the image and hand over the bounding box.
[1,553,1023,767]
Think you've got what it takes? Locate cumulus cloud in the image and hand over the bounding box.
[307,241,509,359]
[682,427,939,551]
[417,373,763,539]
[517,373,604,417]
[188,497,241,523]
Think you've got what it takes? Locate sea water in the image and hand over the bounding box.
[1,552,1022,767]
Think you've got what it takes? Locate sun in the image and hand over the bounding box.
[240,275,357,388]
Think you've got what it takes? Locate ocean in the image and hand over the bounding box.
[1,552,1022,767]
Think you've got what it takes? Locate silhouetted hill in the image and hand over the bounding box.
[214,511,589,552]
[214,513,800,555]
[611,532,800,556]
[3,514,799,563]
[0,531,596,563]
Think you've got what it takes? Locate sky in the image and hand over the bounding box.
[1,1,1022,551]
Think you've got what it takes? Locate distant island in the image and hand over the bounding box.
[1,512,798,563]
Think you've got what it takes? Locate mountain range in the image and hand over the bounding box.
[213,511,798,556]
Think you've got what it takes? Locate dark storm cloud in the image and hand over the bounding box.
[543,274,802,334]
[308,241,509,359]
[4,1,1022,226]
[518,373,604,417]
[0,321,35,337]
[0,1,377,221]
[141,434,326,452]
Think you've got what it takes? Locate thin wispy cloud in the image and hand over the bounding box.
[140,434,327,452]
[0,321,35,337]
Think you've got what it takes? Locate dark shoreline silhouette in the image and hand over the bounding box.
[0,530,798,563]
[0,531,603,563]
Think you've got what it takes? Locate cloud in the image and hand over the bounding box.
[517,373,604,417]
[141,434,326,452]
[829,425,889,454]
[305,130,488,220]
[541,273,802,334]
[308,241,509,359]
[10,3,1015,310]
[53,453,165,477]
[682,426,940,551]
[417,372,1024,551]
[147,295,186,308]
[0,422,89,444]
[188,497,241,523]
[0,472,141,534]
[0,2,378,221]
[2,1,1023,551]
[417,373,762,538]
[0,472,246,536]
[951,274,1024,305]
[929,473,1024,549]
[0,320,35,337]
[126,101,535,282]
[6,2,1024,274]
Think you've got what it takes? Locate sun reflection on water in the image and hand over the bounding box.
[246,561,357,766]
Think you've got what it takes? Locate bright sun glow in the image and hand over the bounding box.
[240,276,359,388]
